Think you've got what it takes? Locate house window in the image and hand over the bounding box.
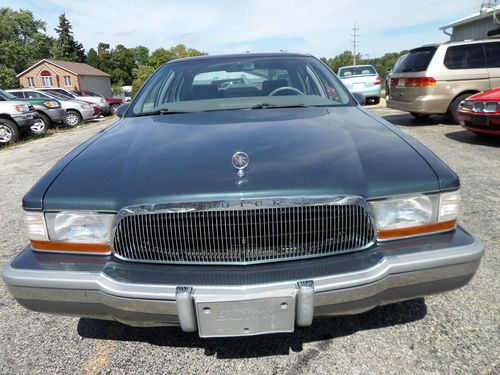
[27,77,35,87]
[40,71,54,87]
[63,76,72,86]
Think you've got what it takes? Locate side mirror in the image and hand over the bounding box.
[352,92,366,106]
[116,103,130,118]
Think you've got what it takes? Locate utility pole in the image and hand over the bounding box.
[351,22,359,65]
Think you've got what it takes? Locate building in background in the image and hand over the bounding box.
[440,2,500,41]
[16,59,112,97]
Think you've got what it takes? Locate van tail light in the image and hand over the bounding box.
[406,77,436,87]
[374,76,381,85]
[390,78,398,86]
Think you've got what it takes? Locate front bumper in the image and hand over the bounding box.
[11,111,37,128]
[44,108,66,123]
[2,226,483,336]
[80,107,96,121]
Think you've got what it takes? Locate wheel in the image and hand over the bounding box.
[0,118,20,144]
[410,112,430,119]
[448,93,472,124]
[65,110,82,127]
[372,97,380,105]
[110,104,120,115]
[30,116,49,136]
[33,112,51,135]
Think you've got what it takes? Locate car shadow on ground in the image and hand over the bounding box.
[77,298,427,359]
[381,114,451,127]
[445,130,500,147]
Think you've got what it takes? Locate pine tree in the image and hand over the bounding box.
[53,13,85,62]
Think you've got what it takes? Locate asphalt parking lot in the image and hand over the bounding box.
[0,108,498,375]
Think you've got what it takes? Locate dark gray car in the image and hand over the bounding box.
[2,53,483,338]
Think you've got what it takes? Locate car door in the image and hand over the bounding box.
[484,41,500,89]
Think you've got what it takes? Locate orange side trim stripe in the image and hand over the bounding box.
[31,240,111,253]
[377,220,456,240]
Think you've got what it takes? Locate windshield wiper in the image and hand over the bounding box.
[134,109,188,117]
[250,103,310,110]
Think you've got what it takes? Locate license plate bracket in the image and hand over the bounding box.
[471,115,488,127]
[195,294,296,337]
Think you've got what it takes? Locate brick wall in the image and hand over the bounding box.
[18,62,80,90]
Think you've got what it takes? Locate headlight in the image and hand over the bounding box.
[100,98,107,104]
[13,104,30,113]
[23,211,115,254]
[43,100,60,108]
[484,102,499,113]
[80,104,91,109]
[370,191,459,241]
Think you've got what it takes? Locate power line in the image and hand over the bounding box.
[351,22,360,65]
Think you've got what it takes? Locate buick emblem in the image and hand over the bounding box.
[232,151,249,177]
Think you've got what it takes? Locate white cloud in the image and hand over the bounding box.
[2,0,481,57]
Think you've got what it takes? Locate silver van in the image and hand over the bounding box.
[387,38,500,123]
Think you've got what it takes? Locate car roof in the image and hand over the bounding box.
[167,52,313,64]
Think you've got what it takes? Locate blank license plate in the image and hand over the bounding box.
[472,115,488,127]
[353,83,365,89]
[195,296,295,337]
[397,79,406,87]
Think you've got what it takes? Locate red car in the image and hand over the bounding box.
[458,88,500,136]
[72,90,124,115]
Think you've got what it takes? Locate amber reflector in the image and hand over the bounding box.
[31,240,111,254]
[377,220,456,240]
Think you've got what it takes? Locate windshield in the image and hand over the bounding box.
[338,66,376,77]
[0,89,18,101]
[394,47,436,73]
[130,55,353,116]
[47,91,72,100]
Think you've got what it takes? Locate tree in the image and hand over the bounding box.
[0,7,55,75]
[53,13,85,62]
[131,65,155,97]
[131,46,149,66]
[86,48,98,67]
[168,43,207,59]
[148,48,176,69]
[0,66,19,89]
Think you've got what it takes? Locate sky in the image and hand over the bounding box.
[1,0,486,58]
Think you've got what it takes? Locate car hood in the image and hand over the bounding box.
[39,106,442,211]
[467,88,500,101]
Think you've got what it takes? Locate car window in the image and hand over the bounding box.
[394,47,436,73]
[131,56,353,115]
[338,66,376,77]
[9,91,24,99]
[444,44,486,69]
[25,91,50,99]
[84,91,102,97]
[485,42,500,68]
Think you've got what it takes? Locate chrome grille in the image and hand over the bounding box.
[112,198,375,265]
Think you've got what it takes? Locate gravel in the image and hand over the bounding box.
[0,110,498,375]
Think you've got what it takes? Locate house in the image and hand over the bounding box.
[440,3,500,41]
[16,59,112,97]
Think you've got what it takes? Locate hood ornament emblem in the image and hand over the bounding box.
[232,151,249,178]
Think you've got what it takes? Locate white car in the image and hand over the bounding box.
[39,88,111,115]
[8,89,95,127]
[0,91,39,144]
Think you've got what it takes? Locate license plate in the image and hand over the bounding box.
[195,295,296,337]
[397,78,406,87]
[352,82,365,89]
[471,115,488,127]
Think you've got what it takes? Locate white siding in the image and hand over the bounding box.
[78,76,112,97]
[451,18,498,41]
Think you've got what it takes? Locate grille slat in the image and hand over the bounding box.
[113,202,375,265]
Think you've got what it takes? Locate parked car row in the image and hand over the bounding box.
[0,87,123,145]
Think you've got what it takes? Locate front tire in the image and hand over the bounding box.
[32,113,50,135]
[110,104,120,115]
[65,110,82,127]
[0,118,20,144]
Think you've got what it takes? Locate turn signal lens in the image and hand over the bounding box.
[377,220,456,240]
[439,191,460,222]
[30,240,111,254]
[23,211,48,241]
[43,100,60,108]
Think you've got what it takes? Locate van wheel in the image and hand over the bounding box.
[33,113,50,135]
[448,93,472,124]
[0,118,20,144]
[410,112,430,119]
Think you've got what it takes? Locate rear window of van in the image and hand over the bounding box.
[393,47,437,73]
